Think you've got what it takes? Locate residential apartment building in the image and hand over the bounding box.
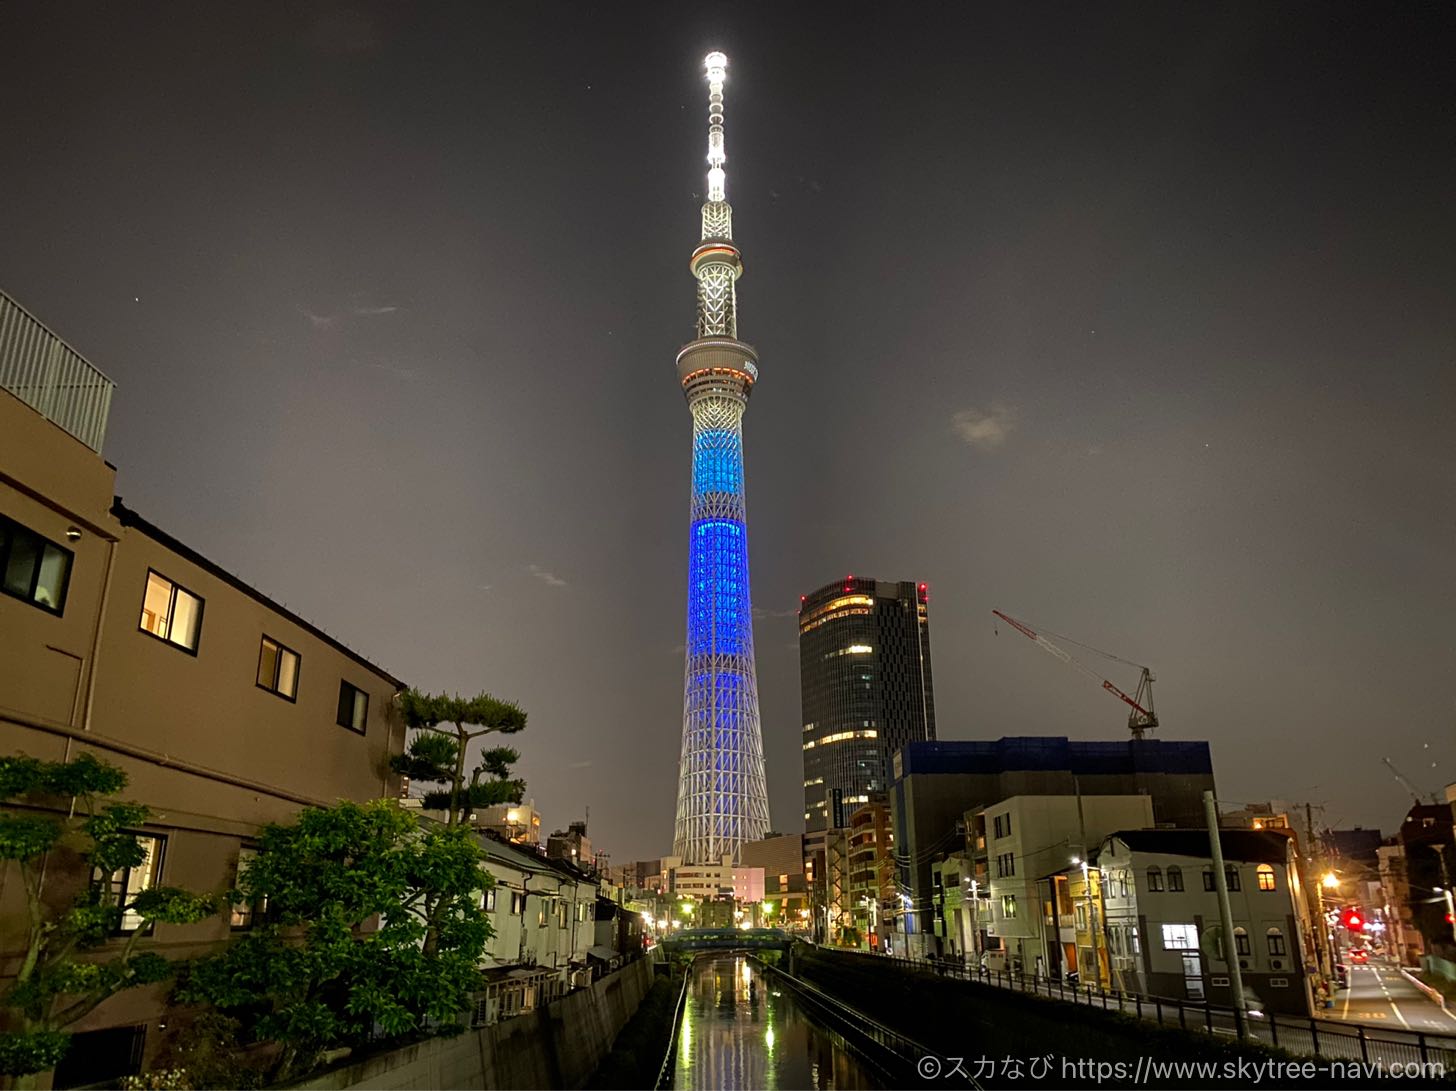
[1377,841,1423,966]
[1097,828,1317,1015]
[974,794,1154,977]
[474,833,599,1024]
[0,290,405,1086]
[846,798,894,949]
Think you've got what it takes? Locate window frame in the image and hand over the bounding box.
[482,888,498,912]
[0,514,74,616]
[1256,864,1277,891]
[256,635,301,702]
[1267,928,1287,956]
[336,680,369,734]
[137,569,205,655]
[93,831,166,936]
[230,844,268,930]
[1166,865,1184,892]
[1161,923,1198,950]
[1147,866,1164,892]
[1001,894,1017,919]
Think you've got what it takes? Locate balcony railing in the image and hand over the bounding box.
[0,289,115,453]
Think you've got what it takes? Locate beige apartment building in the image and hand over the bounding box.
[0,290,405,1087]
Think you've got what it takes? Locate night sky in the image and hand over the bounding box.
[2,4,1453,862]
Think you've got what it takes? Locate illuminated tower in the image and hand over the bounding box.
[672,52,771,864]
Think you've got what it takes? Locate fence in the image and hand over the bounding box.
[823,945,1456,1071]
[0,288,115,452]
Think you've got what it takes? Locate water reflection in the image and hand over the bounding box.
[673,955,884,1090]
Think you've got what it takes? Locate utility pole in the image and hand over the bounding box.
[1306,802,1334,978]
[1205,790,1249,1039]
[1075,778,1102,989]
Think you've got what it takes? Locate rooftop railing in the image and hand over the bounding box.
[0,289,115,453]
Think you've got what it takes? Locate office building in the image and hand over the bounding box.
[798,577,934,831]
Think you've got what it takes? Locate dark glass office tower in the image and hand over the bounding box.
[798,578,936,831]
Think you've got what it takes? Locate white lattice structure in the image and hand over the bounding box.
[671,52,771,864]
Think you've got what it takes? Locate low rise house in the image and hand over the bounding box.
[1097,828,1317,1015]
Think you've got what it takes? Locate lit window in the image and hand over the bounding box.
[256,636,300,700]
[482,888,498,912]
[336,681,369,733]
[230,845,268,929]
[511,891,526,915]
[0,515,73,615]
[1161,923,1198,950]
[1001,894,1017,918]
[138,570,204,652]
[1256,864,1276,891]
[93,832,165,934]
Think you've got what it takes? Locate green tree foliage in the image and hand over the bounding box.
[389,690,527,828]
[179,800,492,1083]
[0,754,214,1079]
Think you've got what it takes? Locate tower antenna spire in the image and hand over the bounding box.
[705,51,728,202]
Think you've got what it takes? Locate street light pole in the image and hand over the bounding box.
[1204,790,1249,1040]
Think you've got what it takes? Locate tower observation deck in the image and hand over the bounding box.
[671,52,771,864]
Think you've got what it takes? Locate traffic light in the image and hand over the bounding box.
[1344,910,1363,932]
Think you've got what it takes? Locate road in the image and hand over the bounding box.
[1327,962,1456,1036]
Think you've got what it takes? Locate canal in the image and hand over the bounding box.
[672,954,887,1090]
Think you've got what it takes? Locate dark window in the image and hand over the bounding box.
[0,515,73,615]
[138,569,204,652]
[1203,869,1215,892]
[337,681,368,732]
[51,1024,145,1089]
[1167,866,1184,892]
[1147,867,1164,892]
[256,636,301,700]
[1226,866,1241,892]
[1235,929,1251,956]
[92,833,165,934]
[511,891,526,914]
[482,888,497,912]
[1267,930,1287,956]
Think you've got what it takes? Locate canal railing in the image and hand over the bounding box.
[821,945,1456,1072]
[756,956,982,1089]
[652,966,692,1091]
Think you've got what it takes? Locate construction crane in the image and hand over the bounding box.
[1380,757,1441,806]
[992,610,1159,739]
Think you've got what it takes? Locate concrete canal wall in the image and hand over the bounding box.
[290,957,654,1091]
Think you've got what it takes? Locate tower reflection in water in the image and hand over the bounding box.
[672,955,882,1090]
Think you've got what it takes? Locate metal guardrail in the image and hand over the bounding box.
[0,288,115,452]
[652,967,691,1091]
[821,945,1456,1071]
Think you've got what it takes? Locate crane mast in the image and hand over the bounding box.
[992,609,1159,739]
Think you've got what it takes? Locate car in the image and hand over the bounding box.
[1350,949,1369,964]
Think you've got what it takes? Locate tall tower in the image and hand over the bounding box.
[672,52,771,864]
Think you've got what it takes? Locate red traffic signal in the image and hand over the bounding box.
[1345,911,1363,931]
[1447,913,1454,925]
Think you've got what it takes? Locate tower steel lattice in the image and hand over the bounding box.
[672,52,771,864]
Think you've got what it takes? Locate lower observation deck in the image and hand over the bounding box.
[677,337,758,404]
